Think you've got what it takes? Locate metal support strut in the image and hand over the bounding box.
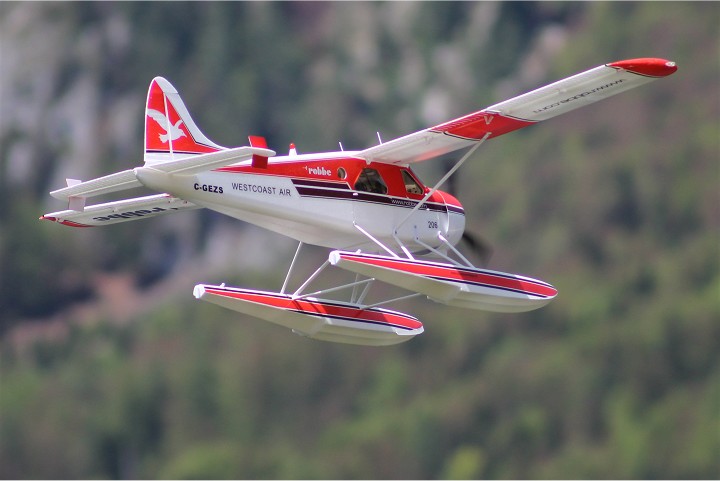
[292,260,330,298]
[354,222,400,258]
[393,133,489,237]
[281,241,304,294]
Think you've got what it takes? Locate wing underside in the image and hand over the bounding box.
[41,193,199,227]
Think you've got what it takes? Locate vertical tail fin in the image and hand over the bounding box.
[144,77,225,165]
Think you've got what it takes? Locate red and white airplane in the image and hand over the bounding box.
[43,58,677,346]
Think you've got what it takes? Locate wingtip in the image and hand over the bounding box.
[608,58,678,77]
[193,284,207,299]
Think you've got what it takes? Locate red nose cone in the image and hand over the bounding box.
[608,58,678,77]
[436,190,464,212]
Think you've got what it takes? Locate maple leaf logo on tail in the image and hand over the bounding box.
[146,109,187,143]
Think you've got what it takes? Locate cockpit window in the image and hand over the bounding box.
[402,170,423,195]
[354,168,388,194]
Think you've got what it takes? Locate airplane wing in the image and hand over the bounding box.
[41,193,199,227]
[358,58,677,165]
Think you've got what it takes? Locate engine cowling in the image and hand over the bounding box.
[436,190,465,247]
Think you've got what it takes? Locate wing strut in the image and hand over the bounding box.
[438,233,474,267]
[354,222,401,258]
[283,254,424,311]
[360,293,424,311]
[394,133,489,235]
[412,232,474,268]
[281,241,304,294]
[292,278,375,302]
[278,243,377,305]
[292,260,331,299]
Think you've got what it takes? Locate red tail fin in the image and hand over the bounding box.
[145,77,224,164]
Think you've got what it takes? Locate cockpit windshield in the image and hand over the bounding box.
[401,170,423,195]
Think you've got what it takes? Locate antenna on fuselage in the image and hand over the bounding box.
[376,131,383,144]
[338,141,344,151]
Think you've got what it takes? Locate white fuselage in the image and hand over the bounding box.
[135,152,465,254]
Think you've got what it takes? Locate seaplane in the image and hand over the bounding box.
[42,58,677,346]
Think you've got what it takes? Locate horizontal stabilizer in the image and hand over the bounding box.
[50,169,141,201]
[41,193,199,227]
[49,146,276,203]
[150,145,275,175]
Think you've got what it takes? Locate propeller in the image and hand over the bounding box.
[441,156,494,267]
[461,230,493,267]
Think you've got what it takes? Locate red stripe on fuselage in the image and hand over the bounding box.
[215,156,461,211]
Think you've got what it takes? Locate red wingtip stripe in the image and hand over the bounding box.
[608,58,678,77]
[59,220,93,228]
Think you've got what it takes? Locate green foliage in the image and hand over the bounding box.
[159,441,241,480]
[0,200,95,327]
[442,445,487,480]
[1,2,719,480]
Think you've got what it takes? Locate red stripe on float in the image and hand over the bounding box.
[339,253,557,298]
[205,288,422,330]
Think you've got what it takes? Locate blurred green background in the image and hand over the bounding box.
[1,2,718,479]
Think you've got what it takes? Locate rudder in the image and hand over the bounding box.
[145,77,225,165]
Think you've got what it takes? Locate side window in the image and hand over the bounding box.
[354,168,388,194]
[402,170,423,195]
